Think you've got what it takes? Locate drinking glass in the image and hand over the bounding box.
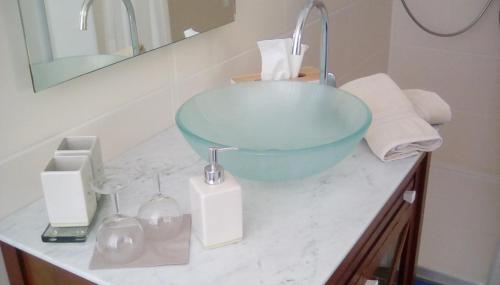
[91,174,145,264]
[137,173,183,241]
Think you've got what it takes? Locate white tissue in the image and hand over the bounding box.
[184,28,199,38]
[257,38,308,81]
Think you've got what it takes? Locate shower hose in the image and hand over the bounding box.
[400,0,496,37]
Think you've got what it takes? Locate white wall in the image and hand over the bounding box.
[388,0,500,283]
[0,0,394,283]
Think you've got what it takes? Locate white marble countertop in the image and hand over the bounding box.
[0,127,420,285]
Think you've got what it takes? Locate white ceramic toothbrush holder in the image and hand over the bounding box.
[41,156,97,227]
[54,136,104,182]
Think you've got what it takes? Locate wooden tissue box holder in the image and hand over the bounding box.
[231,66,320,84]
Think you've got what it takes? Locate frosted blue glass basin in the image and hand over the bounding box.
[176,81,371,181]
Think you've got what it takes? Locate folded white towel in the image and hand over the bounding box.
[340,73,443,162]
[403,89,452,125]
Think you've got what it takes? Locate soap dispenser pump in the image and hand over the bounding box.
[204,146,236,185]
[189,147,243,248]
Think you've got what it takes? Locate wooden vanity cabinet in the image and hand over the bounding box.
[328,153,430,285]
[0,242,93,285]
[1,154,430,285]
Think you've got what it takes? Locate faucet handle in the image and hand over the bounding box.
[327,72,337,87]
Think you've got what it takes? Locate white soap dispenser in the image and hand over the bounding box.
[189,147,243,249]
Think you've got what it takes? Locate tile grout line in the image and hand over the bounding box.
[431,160,500,185]
[390,42,500,60]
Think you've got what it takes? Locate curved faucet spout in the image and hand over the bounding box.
[292,0,335,86]
[80,0,140,56]
[80,0,95,31]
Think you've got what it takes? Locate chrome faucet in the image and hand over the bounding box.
[80,0,140,56]
[292,0,336,87]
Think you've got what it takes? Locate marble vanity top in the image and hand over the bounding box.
[0,127,420,285]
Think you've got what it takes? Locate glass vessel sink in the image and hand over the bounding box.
[176,81,371,181]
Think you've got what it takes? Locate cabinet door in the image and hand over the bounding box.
[328,153,430,285]
[352,200,412,285]
[364,223,410,285]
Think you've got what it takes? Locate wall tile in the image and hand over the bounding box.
[389,45,500,118]
[349,0,392,70]
[420,163,500,283]
[285,0,352,29]
[337,49,389,85]
[286,0,392,84]
[171,33,215,83]
[425,164,500,237]
[328,8,354,80]
[0,87,174,219]
[391,0,500,57]
[433,110,500,175]
[173,49,261,109]
[420,211,498,283]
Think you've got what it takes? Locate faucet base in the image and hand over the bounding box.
[327,72,337,87]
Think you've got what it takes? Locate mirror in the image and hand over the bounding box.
[17,0,236,92]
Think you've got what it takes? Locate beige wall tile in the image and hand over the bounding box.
[174,49,261,109]
[285,0,352,29]
[171,32,216,82]
[0,87,174,219]
[433,110,500,175]
[425,164,500,237]
[391,0,500,57]
[328,8,353,80]
[349,0,392,70]
[293,0,393,84]
[337,49,389,85]
[420,164,500,283]
[419,163,500,284]
[389,45,500,117]
[420,211,499,284]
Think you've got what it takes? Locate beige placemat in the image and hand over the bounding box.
[89,215,191,269]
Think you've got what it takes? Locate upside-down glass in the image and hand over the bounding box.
[91,174,145,264]
[137,173,182,241]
